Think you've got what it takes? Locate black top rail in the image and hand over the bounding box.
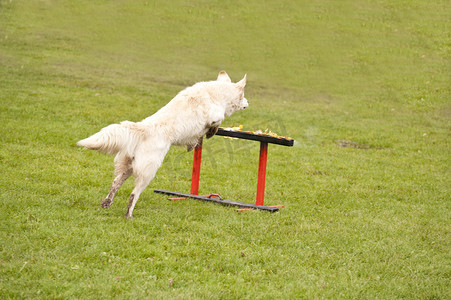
[216,128,294,146]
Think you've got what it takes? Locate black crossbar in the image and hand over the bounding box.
[216,128,294,146]
[154,189,279,212]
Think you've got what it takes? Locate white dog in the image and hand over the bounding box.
[77,71,248,218]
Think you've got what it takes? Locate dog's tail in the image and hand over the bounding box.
[77,121,146,155]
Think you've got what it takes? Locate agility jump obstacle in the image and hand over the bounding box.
[154,128,294,212]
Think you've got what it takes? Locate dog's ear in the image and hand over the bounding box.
[217,70,232,82]
[236,74,247,90]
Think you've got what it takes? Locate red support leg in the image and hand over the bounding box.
[190,139,203,195]
[256,142,268,206]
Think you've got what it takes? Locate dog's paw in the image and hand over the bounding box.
[206,126,219,139]
[101,198,113,208]
[125,213,134,219]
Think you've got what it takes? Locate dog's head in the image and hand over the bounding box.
[217,71,249,116]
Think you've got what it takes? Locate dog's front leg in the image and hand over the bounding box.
[206,120,221,139]
[187,137,203,152]
[206,126,219,139]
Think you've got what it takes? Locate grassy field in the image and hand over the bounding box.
[1,0,450,298]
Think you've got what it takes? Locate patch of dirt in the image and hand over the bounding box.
[305,169,328,176]
[335,140,382,150]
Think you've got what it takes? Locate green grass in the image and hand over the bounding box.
[1,0,450,298]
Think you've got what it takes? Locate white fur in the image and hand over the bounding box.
[77,71,248,218]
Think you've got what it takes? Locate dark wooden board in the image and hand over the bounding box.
[154,189,279,212]
[215,128,294,146]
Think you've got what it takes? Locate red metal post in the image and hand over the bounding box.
[190,139,203,195]
[256,142,268,206]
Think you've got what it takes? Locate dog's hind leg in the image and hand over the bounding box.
[101,170,132,208]
[125,146,169,219]
[125,176,151,219]
[101,155,133,208]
